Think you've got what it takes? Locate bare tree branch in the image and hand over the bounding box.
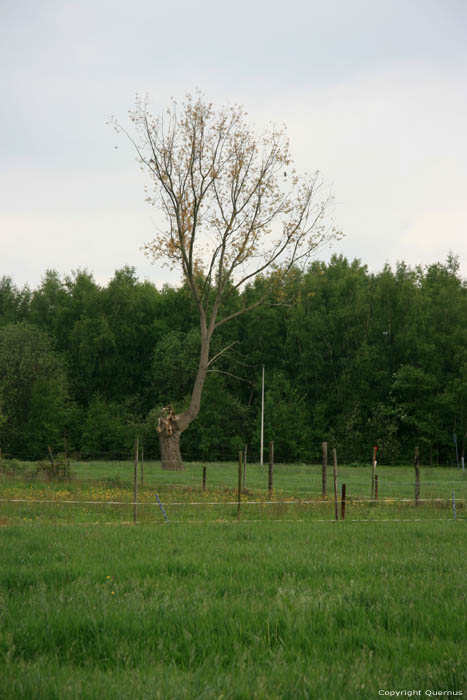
[207,369,254,386]
[207,341,239,367]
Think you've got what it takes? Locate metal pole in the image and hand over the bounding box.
[155,493,169,522]
[260,364,265,466]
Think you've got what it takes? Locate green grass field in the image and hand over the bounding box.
[1,522,466,699]
[69,459,467,501]
[1,462,466,698]
[1,460,466,524]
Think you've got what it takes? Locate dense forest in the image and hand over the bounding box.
[0,254,466,465]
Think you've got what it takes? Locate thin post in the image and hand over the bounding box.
[452,491,456,520]
[268,441,274,495]
[375,474,378,501]
[333,448,338,521]
[462,456,465,473]
[48,446,56,477]
[0,447,2,471]
[133,437,139,523]
[140,446,144,487]
[243,444,247,489]
[371,445,377,500]
[322,442,327,498]
[260,365,265,466]
[237,450,243,520]
[414,446,420,507]
[202,465,207,491]
[64,436,70,476]
[341,483,346,521]
[155,493,169,522]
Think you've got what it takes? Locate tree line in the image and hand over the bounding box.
[0,253,466,465]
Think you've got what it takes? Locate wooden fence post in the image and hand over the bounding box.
[414,446,420,507]
[243,444,247,489]
[64,436,70,477]
[375,474,378,501]
[48,446,56,478]
[333,448,338,521]
[140,446,144,487]
[341,483,346,521]
[237,450,243,520]
[133,437,139,523]
[372,445,377,500]
[202,465,207,491]
[268,441,274,496]
[322,442,327,498]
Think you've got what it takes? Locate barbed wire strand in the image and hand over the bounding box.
[1,497,465,506]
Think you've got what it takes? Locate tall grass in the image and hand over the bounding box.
[1,521,466,698]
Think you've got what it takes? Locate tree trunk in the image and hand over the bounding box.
[157,325,211,471]
[158,405,184,470]
[159,429,184,470]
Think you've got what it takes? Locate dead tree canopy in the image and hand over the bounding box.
[113,92,340,469]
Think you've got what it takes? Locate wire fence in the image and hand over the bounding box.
[1,495,465,525]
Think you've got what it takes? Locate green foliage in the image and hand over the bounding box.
[0,323,70,459]
[183,373,250,460]
[80,395,133,459]
[0,276,29,326]
[152,328,200,404]
[68,314,117,404]
[1,256,467,463]
[0,400,6,430]
[255,371,312,462]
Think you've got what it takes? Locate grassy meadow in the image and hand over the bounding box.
[1,521,466,699]
[1,461,466,698]
[1,459,466,524]
[66,458,467,500]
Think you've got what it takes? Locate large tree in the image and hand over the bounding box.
[115,93,339,469]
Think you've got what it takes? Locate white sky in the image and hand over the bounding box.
[1,0,467,289]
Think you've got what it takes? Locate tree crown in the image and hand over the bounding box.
[114,92,340,330]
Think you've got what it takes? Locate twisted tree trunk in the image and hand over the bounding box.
[157,406,184,470]
[158,331,210,470]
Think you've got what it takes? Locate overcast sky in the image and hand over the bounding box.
[2,0,467,289]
